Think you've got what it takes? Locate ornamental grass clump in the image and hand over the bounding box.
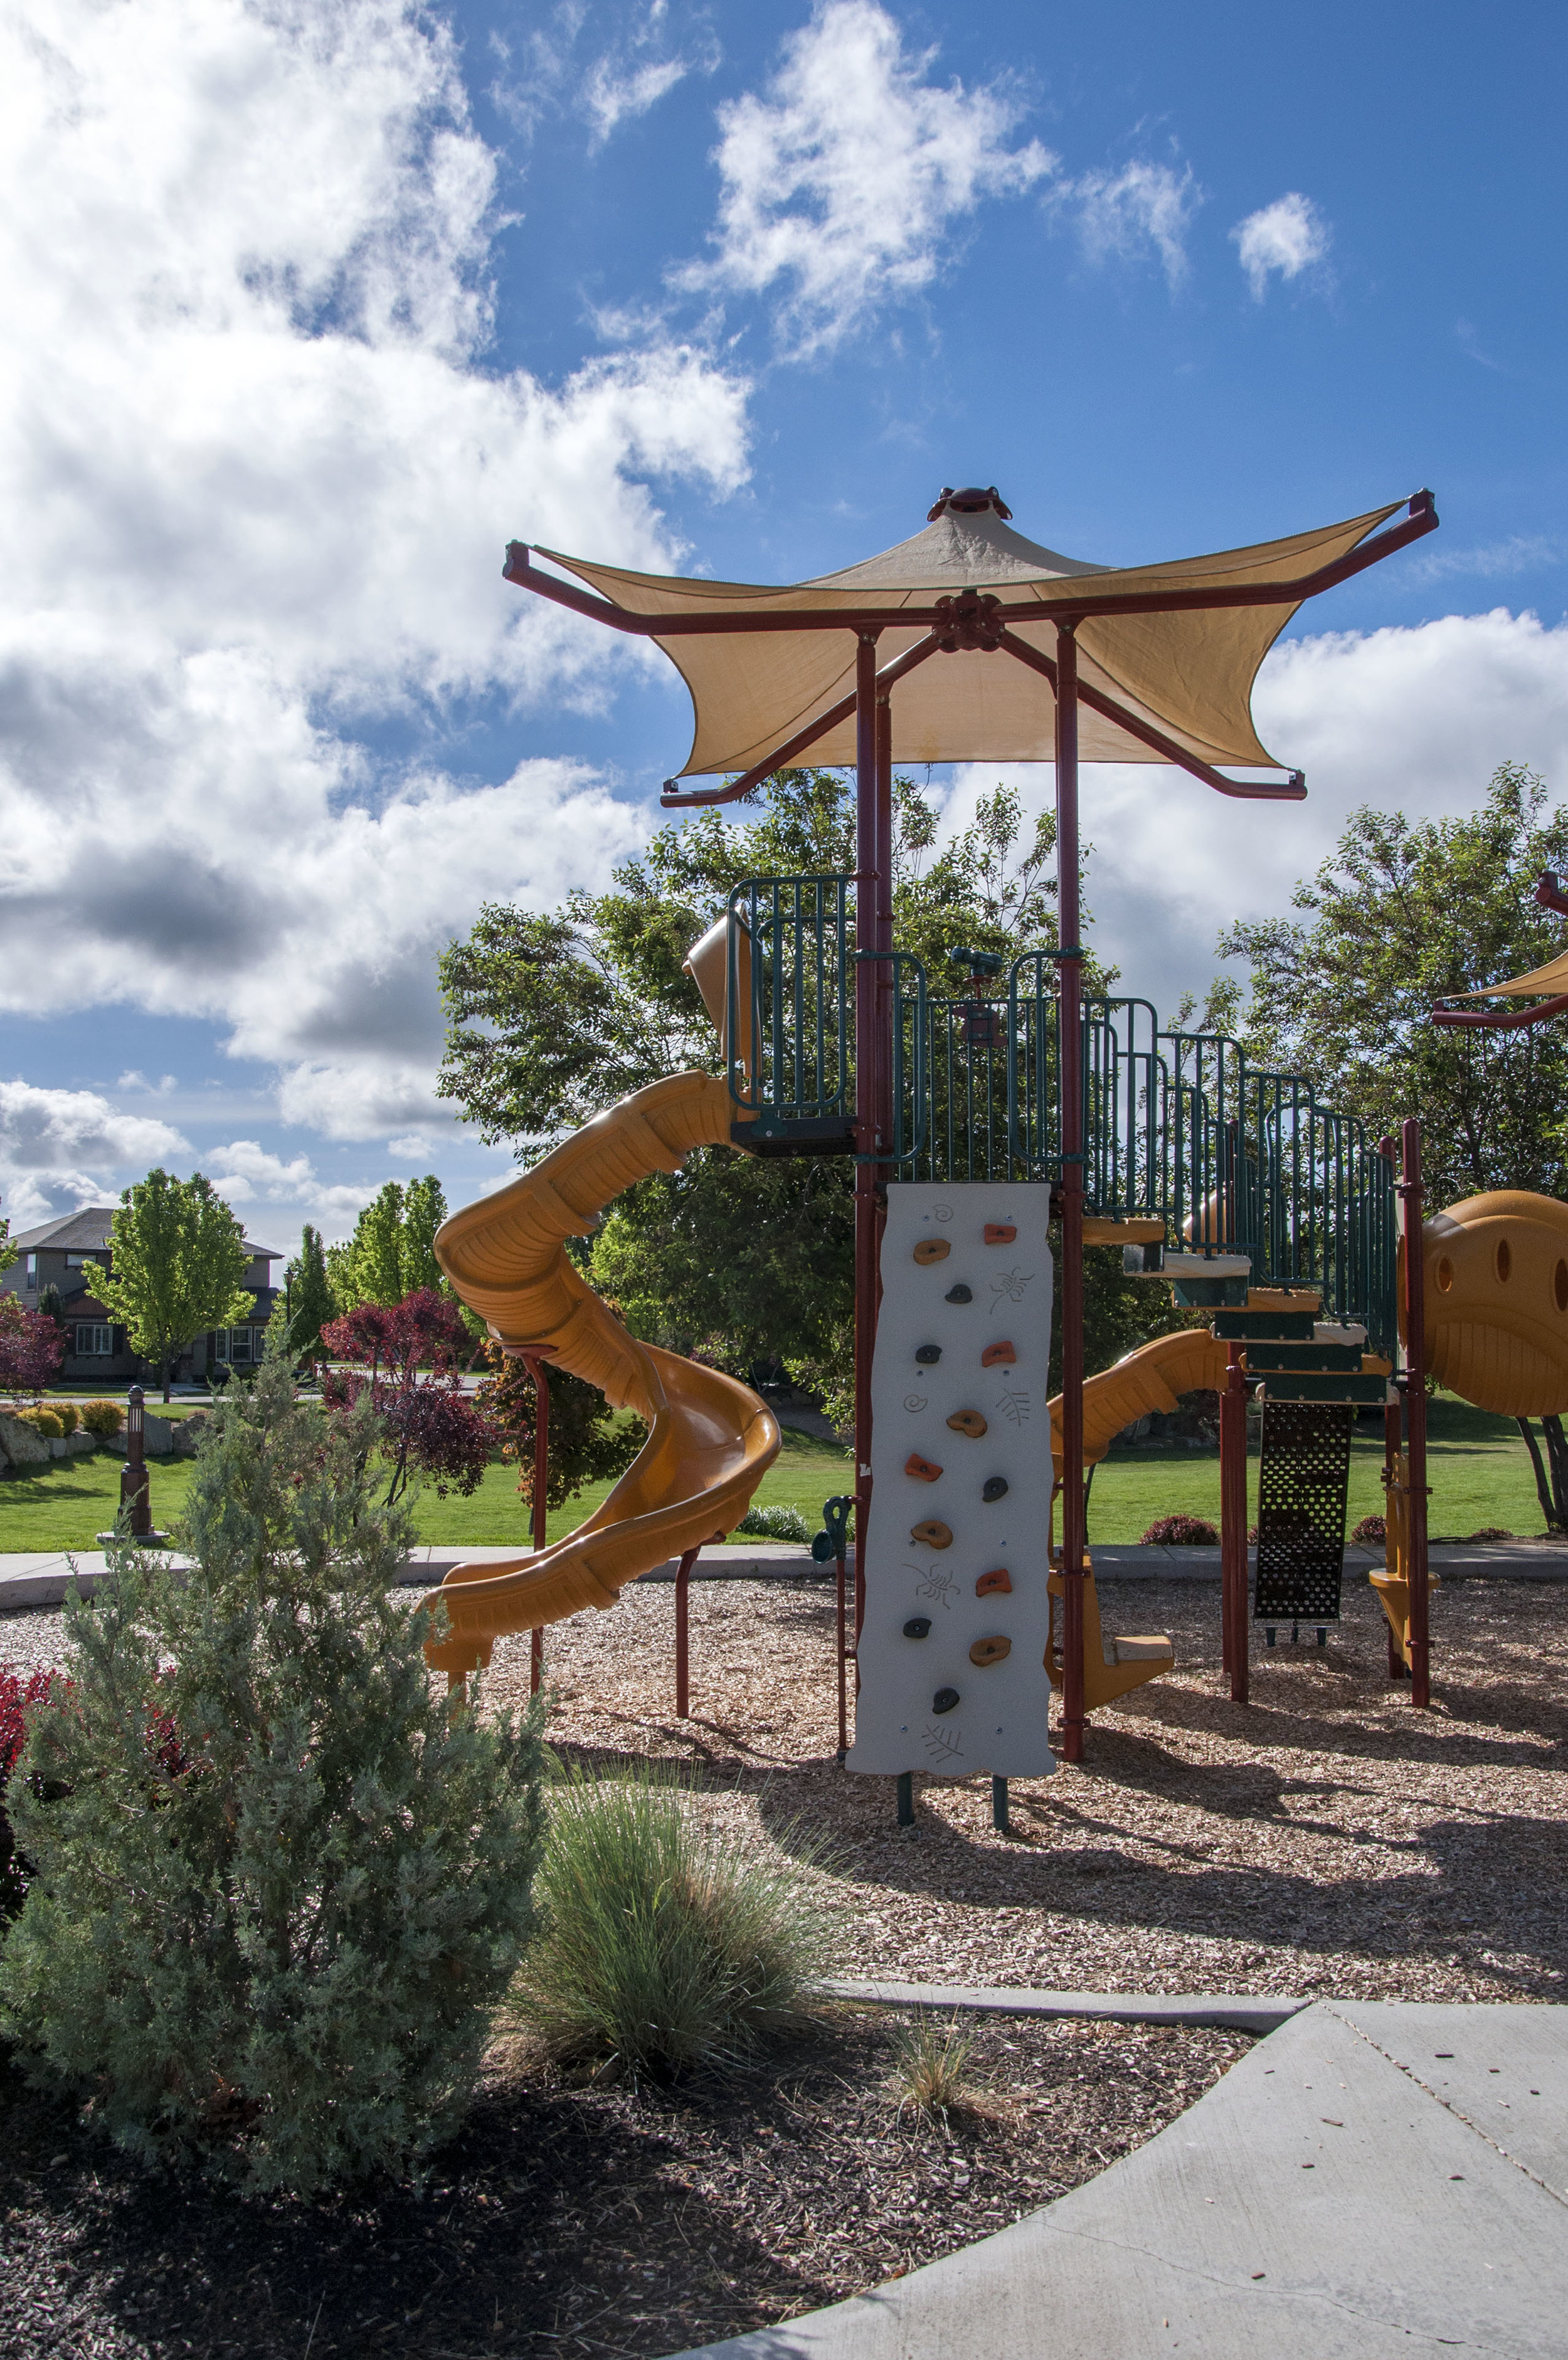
[510,1765,832,2081]
[887,2012,977,2122]
[0,1350,546,2195]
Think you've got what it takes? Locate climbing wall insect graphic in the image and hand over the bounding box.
[847,1182,1057,1780]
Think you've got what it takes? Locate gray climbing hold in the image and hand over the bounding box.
[903,1616,932,1638]
[915,1344,942,1365]
[982,1475,1009,1502]
[932,1686,960,1715]
[945,1284,972,1304]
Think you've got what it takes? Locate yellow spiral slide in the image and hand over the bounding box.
[421,1068,780,1675]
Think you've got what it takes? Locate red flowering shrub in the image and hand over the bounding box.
[320,1288,494,1503]
[1139,1513,1221,1546]
[0,1294,66,1399]
[1350,1513,1387,1546]
[2,1666,66,1915]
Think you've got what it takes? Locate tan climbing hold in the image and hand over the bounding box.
[970,1634,1012,1667]
[911,1520,953,1550]
[914,1237,951,1264]
[946,1409,987,1438]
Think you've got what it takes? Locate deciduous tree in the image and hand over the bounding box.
[90,1170,253,1401]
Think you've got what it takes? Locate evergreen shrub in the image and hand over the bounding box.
[0,1353,546,2194]
[51,1402,80,1436]
[735,1503,812,1543]
[509,1764,832,2080]
[14,1407,63,1437]
[80,1399,124,1437]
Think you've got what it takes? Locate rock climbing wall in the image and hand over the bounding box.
[847,1181,1057,1781]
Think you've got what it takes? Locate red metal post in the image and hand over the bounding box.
[674,1543,700,1717]
[1399,1120,1431,1707]
[524,1351,549,1695]
[1384,1396,1408,1680]
[852,630,882,1720]
[836,1544,849,1762]
[1055,620,1087,1763]
[1221,1348,1249,1701]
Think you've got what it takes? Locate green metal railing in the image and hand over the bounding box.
[721,881,1397,1350]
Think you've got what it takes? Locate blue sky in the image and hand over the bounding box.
[2,0,1565,1259]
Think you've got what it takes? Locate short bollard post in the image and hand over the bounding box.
[992,1775,1009,1834]
[896,1772,914,1827]
[121,1384,151,1539]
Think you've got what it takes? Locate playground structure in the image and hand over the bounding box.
[426,481,1568,1786]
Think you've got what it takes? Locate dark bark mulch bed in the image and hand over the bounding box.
[0,2010,1249,2359]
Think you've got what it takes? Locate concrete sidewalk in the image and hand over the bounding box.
[4,1538,1564,1613]
[668,2000,1568,2359]
[0,1540,830,1611]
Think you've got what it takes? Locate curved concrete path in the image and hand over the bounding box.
[667,2001,1568,2359]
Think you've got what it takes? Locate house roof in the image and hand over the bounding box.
[10,1206,281,1260]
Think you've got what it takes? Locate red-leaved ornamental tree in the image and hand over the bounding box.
[319,1288,493,1505]
[0,1295,67,1401]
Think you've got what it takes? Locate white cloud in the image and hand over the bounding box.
[1409,534,1560,584]
[0,0,749,1141]
[208,1141,317,1204]
[585,54,689,142]
[1231,192,1332,300]
[0,1081,191,1229]
[941,608,1568,1020]
[677,0,1054,354]
[1062,160,1201,290]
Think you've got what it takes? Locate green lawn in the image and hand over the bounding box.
[1086,1394,1545,1543]
[0,1396,1543,1555]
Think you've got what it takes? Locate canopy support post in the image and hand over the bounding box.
[853,631,883,1693]
[1056,618,1088,1765]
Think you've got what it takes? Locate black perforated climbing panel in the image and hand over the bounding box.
[1254,1400,1353,1622]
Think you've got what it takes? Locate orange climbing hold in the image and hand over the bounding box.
[976,1567,1012,1595]
[981,1340,1017,1367]
[984,1222,1017,1244]
[905,1452,943,1482]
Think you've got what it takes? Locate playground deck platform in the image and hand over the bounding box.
[669,1999,1568,2359]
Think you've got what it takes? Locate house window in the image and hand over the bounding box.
[23,1254,36,1288]
[230,1328,254,1363]
[75,1323,113,1357]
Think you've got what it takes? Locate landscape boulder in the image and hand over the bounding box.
[0,1412,51,1469]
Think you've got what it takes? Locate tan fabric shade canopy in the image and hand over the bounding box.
[1459,948,1568,1000]
[535,498,1404,778]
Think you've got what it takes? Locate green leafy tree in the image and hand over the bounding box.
[89,1169,253,1400]
[0,1352,545,2194]
[477,1346,642,1511]
[400,1175,448,1296]
[1221,761,1568,1533]
[1219,763,1568,1208]
[349,1182,406,1307]
[280,1224,336,1363]
[0,1197,14,1277]
[328,1178,450,1315]
[438,769,1152,1416]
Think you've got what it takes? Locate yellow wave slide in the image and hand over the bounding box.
[423,1069,780,1675]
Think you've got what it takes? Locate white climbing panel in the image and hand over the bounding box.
[847,1180,1057,1781]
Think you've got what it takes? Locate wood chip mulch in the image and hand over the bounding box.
[0,2011,1246,2359]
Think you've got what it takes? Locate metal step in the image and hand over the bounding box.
[1245,1342,1365,1374]
[1258,1372,1390,1406]
[1212,1308,1318,1342]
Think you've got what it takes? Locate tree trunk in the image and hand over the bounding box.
[1543,1415,1568,1533]
[1518,1417,1565,1534]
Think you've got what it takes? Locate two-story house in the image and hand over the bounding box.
[2,1208,282,1383]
